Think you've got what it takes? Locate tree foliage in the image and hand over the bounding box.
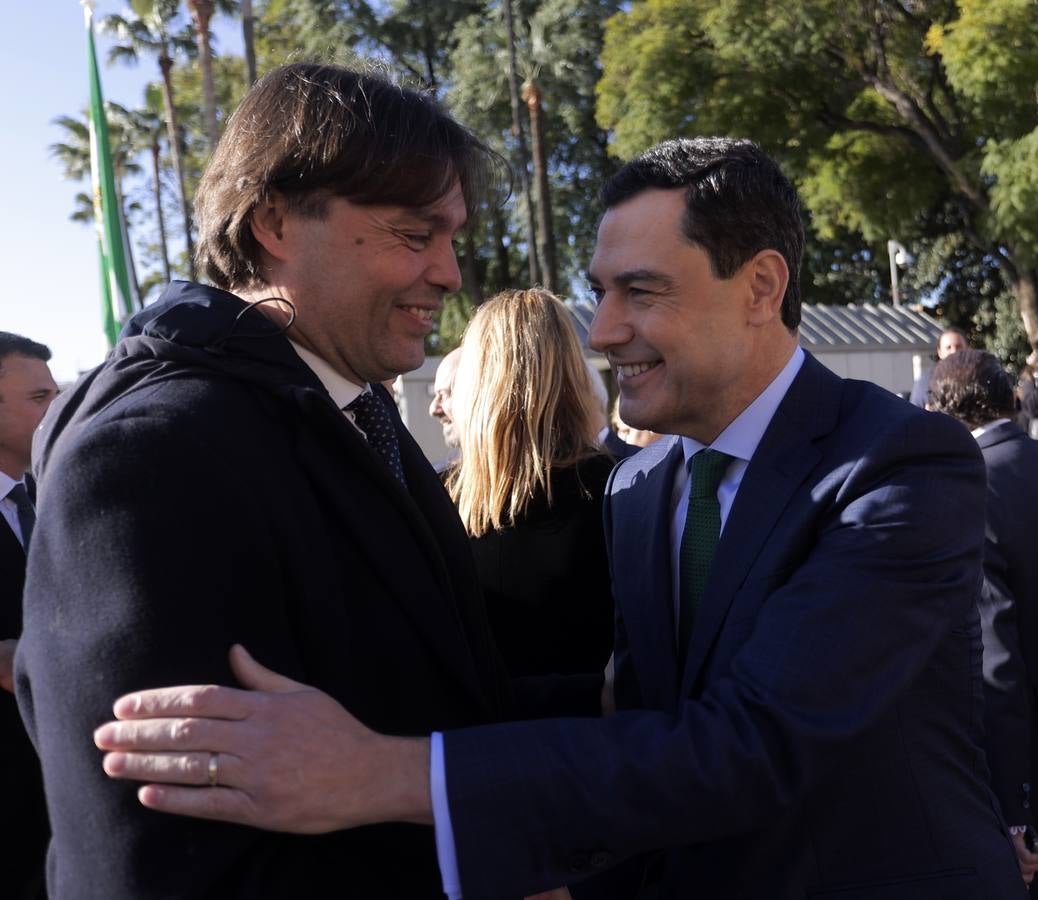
[597,0,1038,358]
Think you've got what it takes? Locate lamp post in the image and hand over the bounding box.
[887,239,914,306]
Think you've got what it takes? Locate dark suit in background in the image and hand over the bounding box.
[1,480,48,900]
[601,428,639,461]
[976,420,1038,832]
[445,353,1023,899]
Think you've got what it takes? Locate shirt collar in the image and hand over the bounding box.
[681,345,805,467]
[0,470,21,503]
[288,340,365,410]
[971,417,1012,438]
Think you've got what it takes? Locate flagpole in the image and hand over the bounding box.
[83,0,135,347]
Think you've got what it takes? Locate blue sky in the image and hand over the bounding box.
[3,2,242,382]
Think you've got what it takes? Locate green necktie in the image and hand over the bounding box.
[677,448,734,662]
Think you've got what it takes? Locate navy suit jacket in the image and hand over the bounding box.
[1,482,48,900]
[975,420,1038,827]
[444,352,1023,899]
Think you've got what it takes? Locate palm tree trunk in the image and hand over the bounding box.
[187,0,220,150]
[158,51,196,280]
[503,0,539,286]
[462,224,483,306]
[522,79,557,293]
[151,137,172,284]
[241,0,257,86]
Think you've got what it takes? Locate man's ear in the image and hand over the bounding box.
[249,193,291,263]
[745,250,789,326]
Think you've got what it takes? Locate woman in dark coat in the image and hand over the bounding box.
[446,289,615,677]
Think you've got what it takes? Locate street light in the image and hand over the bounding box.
[887,239,915,306]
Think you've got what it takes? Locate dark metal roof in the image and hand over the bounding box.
[799,303,943,351]
[567,300,943,353]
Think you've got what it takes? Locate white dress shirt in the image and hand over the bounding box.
[0,470,29,549]
[668,346,805,627]
[431,345,805,899]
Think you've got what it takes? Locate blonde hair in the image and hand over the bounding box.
[446,288,601,537]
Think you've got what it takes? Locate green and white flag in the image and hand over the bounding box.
[84,0,134,347]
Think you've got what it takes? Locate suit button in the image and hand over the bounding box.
[568,852,590,873]
[590,850,612,868]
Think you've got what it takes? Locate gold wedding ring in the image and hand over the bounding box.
[207,752,220,788]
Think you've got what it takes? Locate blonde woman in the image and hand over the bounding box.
[446,288,614,677]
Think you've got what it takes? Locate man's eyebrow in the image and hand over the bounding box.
[402,209,458,231]
[586,268,675,288]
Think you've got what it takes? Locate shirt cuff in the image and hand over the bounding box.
[431,731,463,900]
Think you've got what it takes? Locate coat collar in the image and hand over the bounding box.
[974,419,1025,451]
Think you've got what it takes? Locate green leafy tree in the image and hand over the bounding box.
[597,0,1038,357]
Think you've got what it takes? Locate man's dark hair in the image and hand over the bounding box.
[195,62,502,291]
[928,348,1016,429]
[601,137,805,330]
[0,332,51,373]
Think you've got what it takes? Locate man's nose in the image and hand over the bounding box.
[588,294,631,353]
[429,239,463,294]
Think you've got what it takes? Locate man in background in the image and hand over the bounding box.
[910,325,968,407]
[429,347,462,469]
[0,331,58,900]
[929,348,1038,889]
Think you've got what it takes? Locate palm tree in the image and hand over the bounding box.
[128,93,174,285]
[184,0,219,149]
[100,0,198,279]
[241,0,257,86]
[51,106,144,303]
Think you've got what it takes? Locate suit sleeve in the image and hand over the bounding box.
[442,411,988,897]
[14,415,311,899]
[978,525,1033,826]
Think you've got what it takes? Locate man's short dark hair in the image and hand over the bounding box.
[0,332,51,373]
[928,348,1016,429]
[195,62,502,291]
[601,137,805,330]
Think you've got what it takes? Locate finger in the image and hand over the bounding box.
[103,750,240,787]
[136,783,259,826]
[94,716,248,752]
[229,644,309,694]
[112,682,257,721]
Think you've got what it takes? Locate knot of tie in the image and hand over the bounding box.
[7,481,36,550]
[689,448,734,499]
[345,391,407,487]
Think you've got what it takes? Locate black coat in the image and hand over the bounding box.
[976,420,1038,827]
[16,282,510,899]
[1,493,48,900]
[470,454,615,678]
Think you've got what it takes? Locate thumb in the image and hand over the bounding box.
[229,644,309,694]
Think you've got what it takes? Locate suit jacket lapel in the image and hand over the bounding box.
[290,386,492,716]
[611,437,684,711]
[680,353,841,696]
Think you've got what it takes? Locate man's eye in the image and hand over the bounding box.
[404,232,432,248]
[589,286,605,303]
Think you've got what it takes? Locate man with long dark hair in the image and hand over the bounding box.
[16,63,520,899]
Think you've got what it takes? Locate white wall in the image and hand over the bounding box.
[809,348,920,397]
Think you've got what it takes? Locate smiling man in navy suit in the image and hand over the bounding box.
[95,138,1025,899]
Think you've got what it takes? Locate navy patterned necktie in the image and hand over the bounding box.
[677,449,734,663]
[7,480,36,550]
[345,390,407,487]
